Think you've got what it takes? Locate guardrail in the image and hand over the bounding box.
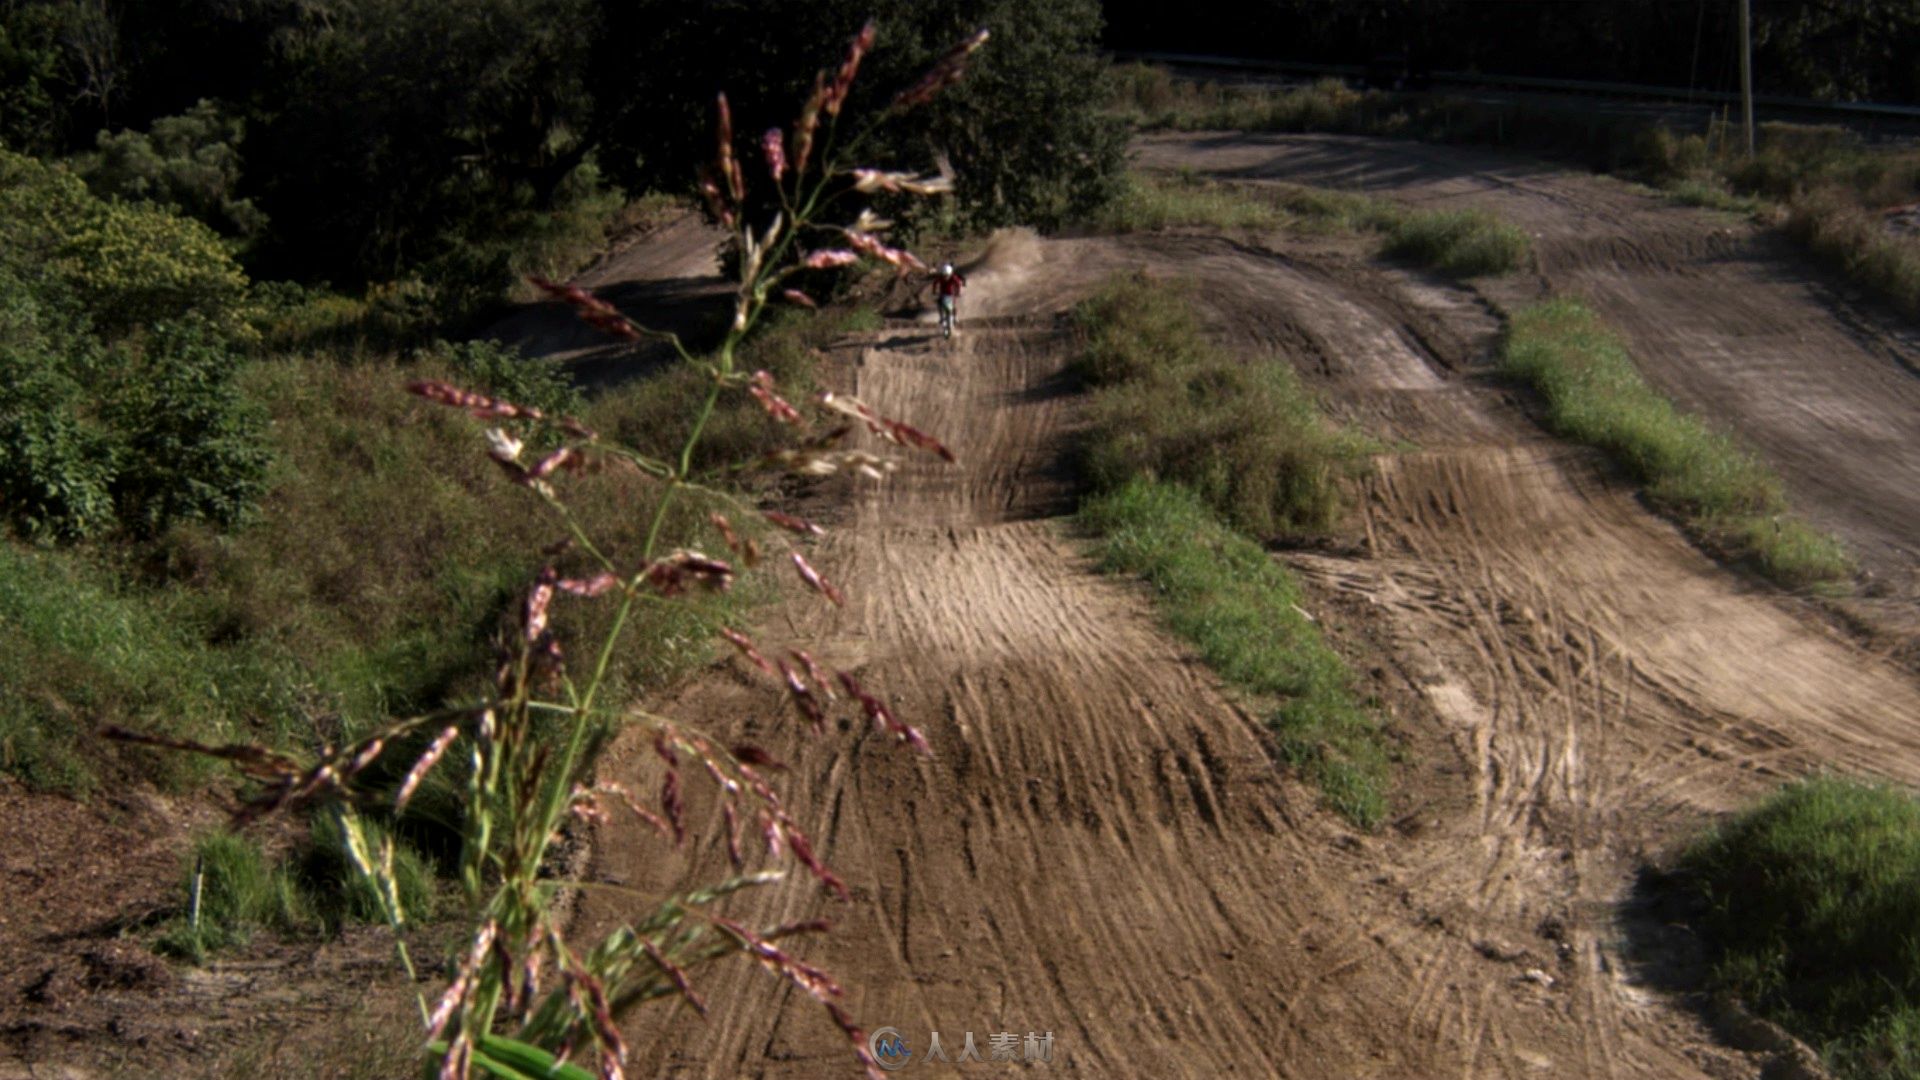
[1112,50,1920,121]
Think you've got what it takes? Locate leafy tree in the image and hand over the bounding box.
[80,99,267,238]
[922,0,1125,229]
[0,148,269,540]
[592,0,1123,233]
[0,2,66,152]
[0,149,253,337]
[1756,1,1920,103]
[248,0,600,287]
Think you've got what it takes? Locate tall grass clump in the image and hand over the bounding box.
[1079,480,1388,827]
[1072,271,1362,537]
[1786,190,1920,320]
[1070,273,1387,826]
[1679,776,1920,1079]
[157,824,440,962]
[119,23,981,1079]
[1499,298,1850,586]
[156,832,308,961]
[1381,207,1531,276]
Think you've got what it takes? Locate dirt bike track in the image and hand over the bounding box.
[560,133,1920,1080]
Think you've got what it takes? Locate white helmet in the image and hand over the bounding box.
[941,263,954,275]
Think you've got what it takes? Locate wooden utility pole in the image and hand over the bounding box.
[1738,0,1755,156]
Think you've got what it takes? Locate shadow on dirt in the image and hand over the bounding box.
[1617,864,1832,1079]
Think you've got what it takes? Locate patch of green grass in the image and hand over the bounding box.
[1099,172,1528,277]
[1095,171,1291,232]
[1665,178,1766,218]
[156,831,309,961]
[1071,272,1365,537]
[1678,776,1920,1079]
[1079,480,1388,828]
[0,543,239,795]
[157,821,438,962]
[1069,272,1387,826]
[1499,298,1851,587]
[1381,208,1532,277]
[595,302,873,478]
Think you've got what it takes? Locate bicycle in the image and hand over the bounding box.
[938,295,957,339]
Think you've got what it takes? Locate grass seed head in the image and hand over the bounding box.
[762,127,787,184]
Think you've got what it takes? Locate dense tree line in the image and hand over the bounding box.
[1101,0,1920,106]
[0,0,1120,296]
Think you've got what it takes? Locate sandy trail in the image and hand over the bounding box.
[575,143,1920,1079]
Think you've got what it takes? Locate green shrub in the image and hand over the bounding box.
[109,320,272,534]
[0,151,270,540]
[0,298,117,539]
[0,312,270,540]
[80,99,268,239]
[1679,777,1920,1079]
[428,338,583,418]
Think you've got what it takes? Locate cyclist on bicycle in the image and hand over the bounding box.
[933,262,966,337]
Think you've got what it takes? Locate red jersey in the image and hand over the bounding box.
[935,272,966,297]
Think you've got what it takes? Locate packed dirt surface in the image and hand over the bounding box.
[1134,132,1920,645]
[570,142,1920,1078]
